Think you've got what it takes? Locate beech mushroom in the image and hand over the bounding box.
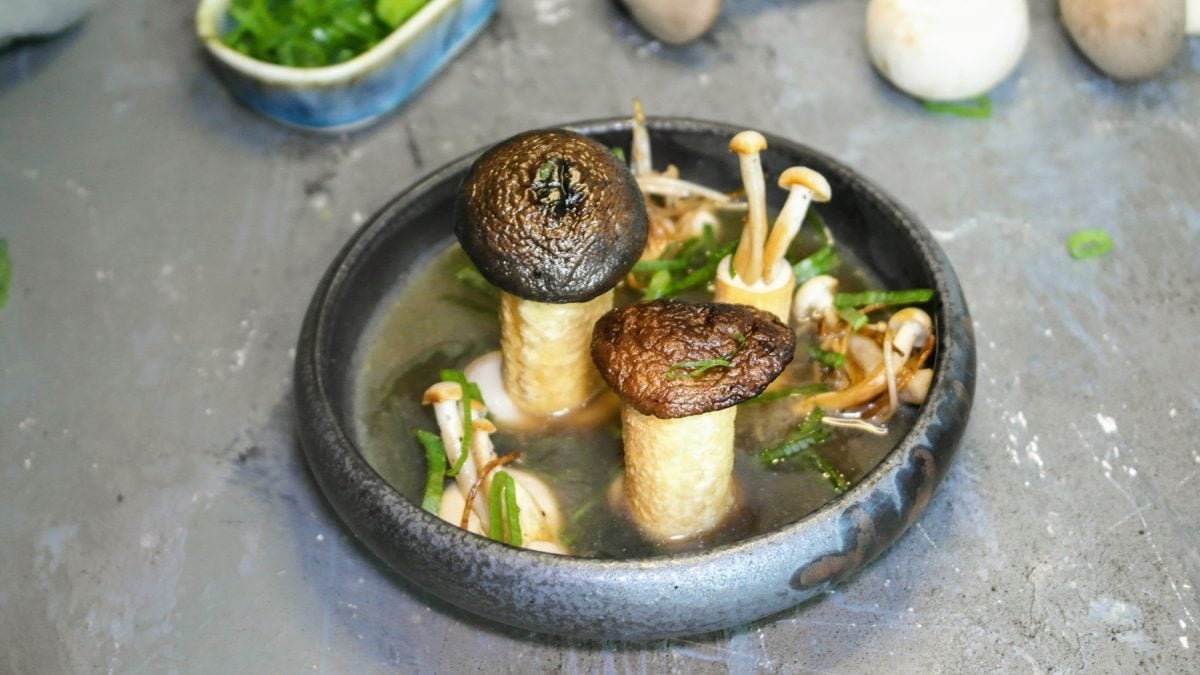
[422,380,566,553]
[1060,0,1186,81]
[591,300,795,543]
[716,162,831,323]
[622,0,722,45]
[865,0,1030,101]
[792,274,840,329]
[455,129,648,419]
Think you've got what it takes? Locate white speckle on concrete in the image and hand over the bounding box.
[1170,408,1177,418]
[352,210,365,224]
[1182,636,1190,649]
[19,417,36,431]
[534,0,570,26]
[1044,328,1053,337]
[316,534,324,542]
[24,457,31,469]
[140,533,159,549]
[1090,597,1142,628]
[1097,413,1118,434]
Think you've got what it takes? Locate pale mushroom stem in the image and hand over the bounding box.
[500,291,612,417]
[621,405,737,543]
[761,188,813,282]
[730,133,769,285]
[631,98,653,176]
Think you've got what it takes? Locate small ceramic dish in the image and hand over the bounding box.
[294,117,976,640]
[195,0,496,130]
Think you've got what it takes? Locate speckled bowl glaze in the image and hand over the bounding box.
[195,0,495,130]
[294,117,976,640]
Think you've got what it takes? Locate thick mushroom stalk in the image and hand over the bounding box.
[455,129,648,419]
[592,300,795,544]
[422,381,566,552]
[716,164,832,323]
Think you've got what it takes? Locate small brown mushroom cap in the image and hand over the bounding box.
[591,300,796,418]
[455,129,649,303]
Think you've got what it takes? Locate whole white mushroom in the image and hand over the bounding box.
[1060,0,1186,81]
[866,0,1030,102]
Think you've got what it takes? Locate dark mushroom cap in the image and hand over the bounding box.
[454,128,649,303]
[591,300,796,419]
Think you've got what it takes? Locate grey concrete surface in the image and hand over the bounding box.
[2,0,1198,671]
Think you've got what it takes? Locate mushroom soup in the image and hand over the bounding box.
[357,229,922,558]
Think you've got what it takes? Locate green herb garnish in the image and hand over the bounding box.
[635,225,737,300]
[221,0,430,68]
[1067,229,1114,260]
[807,344,846,369]
[415,429,446,513]
[666,332,745,380]
[922,95,992,119]
[792,245,839,283]
[758,408,832,466]
[0,239,10,312]
[439,369,483,477]
[611,147,626,163]
[834,288,933,309]
[487,471,522,546]
[837,306,868,331]
[741,383,831,405]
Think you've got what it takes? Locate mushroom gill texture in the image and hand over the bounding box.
[455,128,648,303]
[591,300,796,419]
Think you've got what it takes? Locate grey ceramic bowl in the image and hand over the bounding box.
[294,117,976,640]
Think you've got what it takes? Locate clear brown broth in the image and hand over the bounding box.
[356,229,917,558]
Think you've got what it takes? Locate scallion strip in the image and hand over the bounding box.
[487,471,522,545]
[1067,229,1114,260]
[415,429,446,513]
[834,288,933,309]
[632,258,690,273]
[439,369,483,477]
[922,95,992,119]
[792,245,839,283]
[807,344,846,369]
[758,408,831,466]
[838,306,868,331]
[742,383,831,405]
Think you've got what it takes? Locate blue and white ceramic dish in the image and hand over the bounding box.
[196,0,496,130]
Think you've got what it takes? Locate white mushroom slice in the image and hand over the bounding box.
[499,290,612,417]
[792,275,840,329]
[713,255,795,323]
[438,488,484,535]
[761,167,831,283]
[866,0,1030,101]
[847,333,884,372]
[728,131,769,285]
[900,368,933,404]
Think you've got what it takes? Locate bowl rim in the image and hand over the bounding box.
[195,0,464,86]
[294,115,975,636]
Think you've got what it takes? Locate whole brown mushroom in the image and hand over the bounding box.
[456,129,648,419]
[1060,0,1186,81]
[592,300,795,543]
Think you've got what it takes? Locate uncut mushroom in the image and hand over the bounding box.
[1060,0,1186,81]
[456,129,648,420]
[591,300,795,543]
[716,159,832,323]
[623,0,722,45]
[865,0,1030,101]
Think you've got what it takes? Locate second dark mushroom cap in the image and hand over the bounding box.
[591,300,796,419]
[454,128,649,303]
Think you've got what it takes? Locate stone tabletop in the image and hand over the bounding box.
[2,0,1197,671]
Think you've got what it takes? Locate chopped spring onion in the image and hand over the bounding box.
[415,429,446,513]
[666,357,731,380]
[837,306,868,331]
[439,369,483,477]
[921,95,992,119]
[487,471,522,546]
[807,344,846,369]
[792,245,839,283]
[0,239,9,312]
[665,332,745,380]
[742,383,831,405]
[635,225,737,300]
[758,408,832,466]
[611,146,626,163]
[1067,229,1114,260]
[834,288,933,309]
[799,449,850,494]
